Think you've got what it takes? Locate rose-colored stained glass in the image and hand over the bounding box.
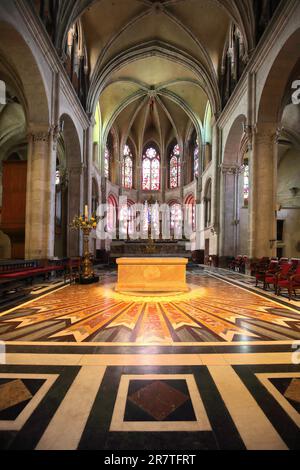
[194,139,199,179]
[170,203,182,229]
[244,164,249,207]
[142,147,160,191]
[170,144,181,188]
[104,145,110,179]
[122,144,133,189]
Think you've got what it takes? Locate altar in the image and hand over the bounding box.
[115,257,189,293]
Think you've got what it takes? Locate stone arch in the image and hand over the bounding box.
[253,28,300,258]
[60,113,83,257]
[0,21,49,127]
[221,114,247,259]
[257,28,300,128]
[184,193,196,233]
[223,115,246,165]
[91,177,100,214]
[0,23,50,259]
[204,178,212,229]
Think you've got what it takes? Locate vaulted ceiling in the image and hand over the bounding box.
[64,0,256,148]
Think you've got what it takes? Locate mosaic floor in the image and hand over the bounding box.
[0,273,299,343]
[0,271,299,450]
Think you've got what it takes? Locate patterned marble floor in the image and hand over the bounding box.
[0,271,299,450]
[0,273,299,343]
[0,343,299,450]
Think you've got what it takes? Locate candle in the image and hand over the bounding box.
[84,205,88,221]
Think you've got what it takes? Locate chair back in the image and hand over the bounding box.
[291,258,300,267]
[280,263,293,275]
[268,260,279,271]
[293,265,300,276]
[279,258,289,265]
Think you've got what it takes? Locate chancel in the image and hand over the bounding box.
[0,0,300,453]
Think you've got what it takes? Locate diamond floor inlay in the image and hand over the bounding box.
[127,380,190,421]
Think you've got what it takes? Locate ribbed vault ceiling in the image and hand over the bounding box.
[74,0,254,148]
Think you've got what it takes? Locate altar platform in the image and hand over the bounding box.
[109,240,191,260]
[115,257,189,293]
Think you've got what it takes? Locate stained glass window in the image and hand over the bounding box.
[205,181,212,228]
[243,162,249,207]
[170,203,182,238]
[107,195,117,235]
[170,144,181,188]
[122,144,133,189]
[185,195,196,233]
[194,138,199,179]
[104,145,110,179]
[142,147,160,191]
[55,170,61,186]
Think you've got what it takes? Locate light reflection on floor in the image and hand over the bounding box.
[0,273,299,343]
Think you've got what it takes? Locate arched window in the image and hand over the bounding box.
[194,138,199,179]
[169,202,182,238]
[142,146,160,191]
[107,194,117,236]
[92,179,99,215]
[122,144,133,189]
[204,180,212,228]
[55,158,62,227]
[104,145,110,179]
[185,195,196,233]
[169,144,181,188]
[243,158,249,207]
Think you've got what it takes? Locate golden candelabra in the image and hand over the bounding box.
[70,207,99,284]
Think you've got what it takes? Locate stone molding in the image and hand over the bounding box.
[219,164,240,175]
[254,129,276,146]
[15,0,90,130]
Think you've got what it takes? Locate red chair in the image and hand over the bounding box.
[251,257,270,277]
[255,260,278,288]
[291,258,300,268]
[264,262,293,292]
[228,256,242,271]
[277,265,300,300]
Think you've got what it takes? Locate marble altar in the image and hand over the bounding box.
[115,257,189,293]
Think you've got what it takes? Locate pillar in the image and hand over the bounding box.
[67,164,83,257]
[219,164,239,258]
[250,126,277,259]
[25,127,56,259]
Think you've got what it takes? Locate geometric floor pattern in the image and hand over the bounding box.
[0,344,299,450]
[0,273,299,343]
[0,270,299,450]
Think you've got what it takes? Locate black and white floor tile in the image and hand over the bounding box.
[0,343,299,450]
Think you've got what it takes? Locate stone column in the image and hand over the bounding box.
[250,127,277,258]
[85,122,94,211]
[67,164,83,257]
[212,124,220,241]
[25,128,56,260]
[219,164,239,258]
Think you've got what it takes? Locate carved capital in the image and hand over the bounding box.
[219,164,239,175]
[28,124,59,146]
[255,127,276,146]
[29,130,51,143]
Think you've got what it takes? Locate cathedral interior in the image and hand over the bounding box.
[0,0,299,452]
